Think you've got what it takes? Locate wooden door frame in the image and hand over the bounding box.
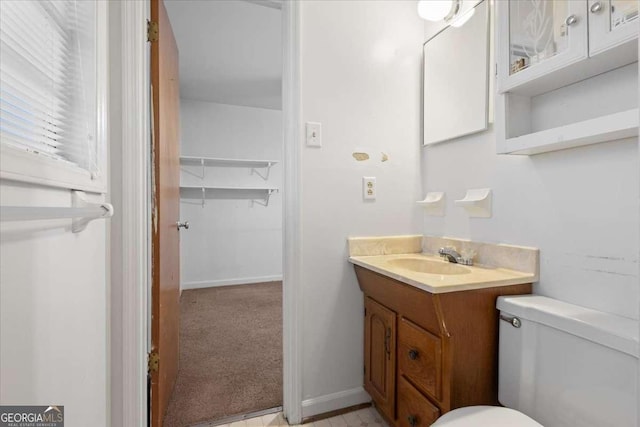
[111,0,303,425]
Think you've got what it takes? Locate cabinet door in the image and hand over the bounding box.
[364,297,396,421]
[497,0,588,93]
[588,0,638,55]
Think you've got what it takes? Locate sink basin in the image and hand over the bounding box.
[387,258,471,275]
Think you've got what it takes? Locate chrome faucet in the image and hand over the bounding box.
[438,247,473,266]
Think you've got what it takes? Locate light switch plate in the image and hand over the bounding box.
[306,122,322,147]
[363,177,376,200]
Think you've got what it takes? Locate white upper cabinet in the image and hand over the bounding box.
[497,0,638,95]
[498,0,588,94]
[588,0,639,55]
[495,0,638,155]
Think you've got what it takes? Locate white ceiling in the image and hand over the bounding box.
[165,0,282,110]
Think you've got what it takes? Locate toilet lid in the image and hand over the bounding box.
[432,406,543,427]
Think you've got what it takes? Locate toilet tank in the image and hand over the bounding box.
[497,295,638,427]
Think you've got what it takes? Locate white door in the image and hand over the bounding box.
[588,0,639,55]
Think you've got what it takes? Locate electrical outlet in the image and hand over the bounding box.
[306,122,322,147]
[363,177,376,200]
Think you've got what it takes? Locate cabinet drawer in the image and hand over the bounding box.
[398,317,442,401]
[397,376,440,427]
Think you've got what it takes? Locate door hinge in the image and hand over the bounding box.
[148,350,160,373]
[364,307,367,317]
[147,20,159,43]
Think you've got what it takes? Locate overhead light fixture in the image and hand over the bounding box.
[450,6,475,27]
[417,0,461,22]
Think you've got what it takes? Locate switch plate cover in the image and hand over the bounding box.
[306,122,322,147]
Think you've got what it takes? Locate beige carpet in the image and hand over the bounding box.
[164,282,283,427]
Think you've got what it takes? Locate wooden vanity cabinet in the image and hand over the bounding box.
[355,265,532,426]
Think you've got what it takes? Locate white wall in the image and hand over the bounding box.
[0,182,108,427]
[422,21,639,320]
[299,0,425,415]
[180,100,283,289]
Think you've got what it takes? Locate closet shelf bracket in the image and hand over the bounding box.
[251,189,279,207]
[251,161,275,181]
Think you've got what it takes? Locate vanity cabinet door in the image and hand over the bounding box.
[497,0,588,93]
[588,0,638,55]
[364,297,396,421]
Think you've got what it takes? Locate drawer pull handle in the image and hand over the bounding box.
[407,415,418,427]
[408,349,419,360]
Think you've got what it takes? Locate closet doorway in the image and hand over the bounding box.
[161,1,284,426]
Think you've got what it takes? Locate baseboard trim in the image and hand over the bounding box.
[301,387,371,419]
[182,275,283,290]
[301,402,371,425]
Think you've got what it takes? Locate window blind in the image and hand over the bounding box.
[0,0,97,175]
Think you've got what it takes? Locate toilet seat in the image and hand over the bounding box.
[432,406,542,426]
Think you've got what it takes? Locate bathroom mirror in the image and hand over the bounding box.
[423,0,490,145]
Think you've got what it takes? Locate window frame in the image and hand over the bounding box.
[0,1,108,194]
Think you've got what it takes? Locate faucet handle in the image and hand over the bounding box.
[459,248,476,266]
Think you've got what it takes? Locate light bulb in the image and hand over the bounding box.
[417,0,454,22]
[450,7,475,27]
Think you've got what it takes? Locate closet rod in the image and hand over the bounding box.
[0,190,114,232]
[1,201,114,233]
[0,204,114,221]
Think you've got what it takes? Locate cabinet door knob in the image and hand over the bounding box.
[408,349,419,360]
[590,2,603,13]
[565,14,578,26]
[407,415,418,427]
[176,221,190,230]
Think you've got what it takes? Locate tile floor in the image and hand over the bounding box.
[207,407,389,427]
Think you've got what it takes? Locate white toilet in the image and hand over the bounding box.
[432,295,639,427]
